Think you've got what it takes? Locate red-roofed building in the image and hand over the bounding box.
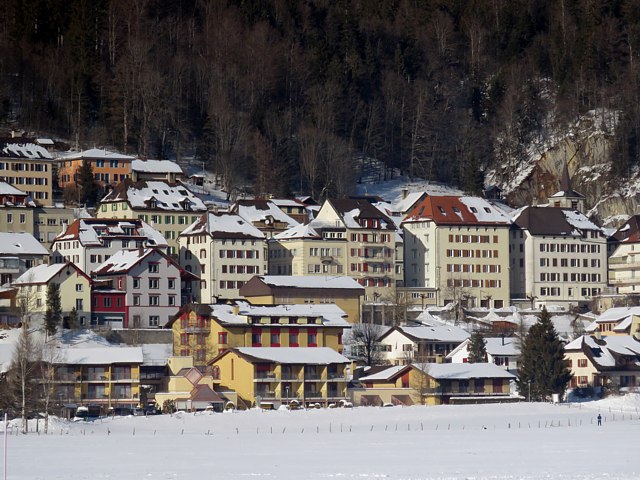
[402,195,511,308]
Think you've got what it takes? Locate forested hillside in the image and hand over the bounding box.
[1,0,640,200]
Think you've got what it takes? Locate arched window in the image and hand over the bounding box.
[200,249,206,259]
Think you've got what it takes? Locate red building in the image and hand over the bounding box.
[91,288,127,327]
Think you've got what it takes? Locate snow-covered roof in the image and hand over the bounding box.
[234,347,350,365]
[358,365,407,382]
[209,302,350,328]
[234,200,299,228]
[414,362,516,379]
[447,337,520,359]
[270,198,304,208]
[60,148,135,160]
[403,195,511,226]
[0,232,49,256]
[92,248,158,274]
[0,182,29,196]
[132,159,183,174]
[273,223,320,240]
[254,275,364,291]
[565,335,640,369]
[393,192,426,214]
[180,212,264,239]
[55,346,144,365]
[391,324,470,343]
[0,142,52,159]
[141,343,173,366]
[35,138,54,146]
[55,218,168,248]
[562,209,600,231]
[13,263,75,285]
[101,181,207,212]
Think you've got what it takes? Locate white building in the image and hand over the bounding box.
[608,215,640,295]
[178,212,267,303]
[0,232,50,286]
[446,336,520,372]
[52,218,168,274]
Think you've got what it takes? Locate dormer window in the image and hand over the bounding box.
[483,207,491,213]
[438,206,446,214]
[452,207,460,213]
[149,199,157,209]
[470,207,478,213]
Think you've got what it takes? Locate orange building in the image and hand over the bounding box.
[58,148,135,189]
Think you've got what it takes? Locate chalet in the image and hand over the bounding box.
[585,307,640,337]
[447,336,520,372]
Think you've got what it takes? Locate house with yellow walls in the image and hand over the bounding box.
[584,307,640,337]
[154,355,235,411]
[54,346,143,413]
[351,363,515,406]
[239,275,364,324]
[168,302,351,367]
[12,261,92,326]
[210,347,350,408]
[565,334,640,390]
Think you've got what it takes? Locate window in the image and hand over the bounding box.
[168,295,176,306]
[148,263,159,273]
[270,332,280,347]
[133,278,140,289]
[7,213,12,223]
[168,278,176,290]
[308,329,317,347]
[103,297,112,308]
[218,332,228,344]
[149,315,159,327]
[577,359,588,368]
[180,333,188,345]
[133,295,141,306]
[148,278,159,289]
[149,295,159,306]
[75,283,83,292]
[289,330,299,347]
[251,331,261,347]
[19,213,25,224]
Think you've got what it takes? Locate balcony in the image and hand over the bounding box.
[182,326,209,334]
[255,372,278,381]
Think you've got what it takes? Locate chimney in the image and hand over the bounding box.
[232,305,240,316]
[401,188,409,199]
[594,329,601,340]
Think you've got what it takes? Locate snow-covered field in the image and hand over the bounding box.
[3,396,639,480]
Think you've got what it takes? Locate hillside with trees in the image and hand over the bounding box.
[1,0,640,202]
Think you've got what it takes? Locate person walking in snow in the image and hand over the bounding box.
[597,414,602,426]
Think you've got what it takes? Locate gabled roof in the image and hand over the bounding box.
[447,337,520,359]
[413,362,516,379]
[393,192,427,214]
[0,182,30,197]
[100,180,206,212]
[53,218,168,247]
[359,365,409,382]
[403,196,511,226]
[273,223,320,240]
[511,206,600,235]
[380,324,470,344]
[232,199,299,228]
[0,139,53,159]
[179,211,264,240]
[219,347,350,365]
[132,159,183,174]
[565,334,640,370]
[550,163,585,199]
[60,148,135,161]
[13,262,89,285]
[612,216,640,243]
[313,198,395,230]
[0,232,49,256]
[92,247,186,277]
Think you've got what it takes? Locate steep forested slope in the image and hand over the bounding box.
[1,0,640,205]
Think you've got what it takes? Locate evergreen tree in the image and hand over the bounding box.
[516,307,572,401]
[44,283,62,337]
[66,307,80,330]
[467,331,488,363]
[77,160,99,206]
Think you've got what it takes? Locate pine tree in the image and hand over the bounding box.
[467,331,487,363]
[77,160,99,206]
[44,283,62,336]
[516,307,573,401]
[66,307,80,330]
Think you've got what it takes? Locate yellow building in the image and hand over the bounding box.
[268,223,347,276]
[239,275,364,324]
[351,363,514,406]
[565,334,640,389]
[154,356,235,411]
[0,140,54,205]
[12,261,92,325]
[97,179,207,254]
[54,346,142,413]
[584,307,640,337]
[168,302,350,366]
[210,346,350,408]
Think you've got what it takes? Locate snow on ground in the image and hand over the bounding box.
[355,176,463,203]
[2,397,638,479]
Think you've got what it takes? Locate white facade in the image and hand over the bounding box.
[446,337,519,372]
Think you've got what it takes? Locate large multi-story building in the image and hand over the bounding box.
[169,302,350,366]
[268,223,347,276]
[510,206,607,309]
[96,180,207,254]
[0,232,50,285]
[58,148,135,189]
[92,247,198,328]
[402,195,511,308]
[177,211,267,302]
[51,217,168,274]
[309,198,397,301]
[608,215,640,295]
[0,139,54,205]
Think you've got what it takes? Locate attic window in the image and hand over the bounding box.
[452,207,461,213]
[483,207,491,213]
[152,189,159,194]
[470,207,478,213]
[438,206,446,214]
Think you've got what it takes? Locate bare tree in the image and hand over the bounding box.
[39,340,61,434]
[9,323,41,434]
[409,363,430,405]
[348,322,385,366]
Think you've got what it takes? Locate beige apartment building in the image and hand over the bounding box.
[0,140,54,205]
[309,199,397,302]
[268,223,347,276]
[402,195,511,309]
[608,215,640,295]
[97,180,207,255]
